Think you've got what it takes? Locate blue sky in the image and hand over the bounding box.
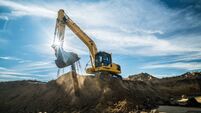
[0,0,201,81]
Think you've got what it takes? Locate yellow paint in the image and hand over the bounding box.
[56,9,121,75]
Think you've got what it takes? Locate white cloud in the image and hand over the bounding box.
[0,56,21,60]
[169,34,201,51]
[18,61,56,72]
[0,16,8,20]
[0,61,57,81]
[143,62,201,70]
[0,64,52,80]
[85,29,190,56]
[176,53,201,62]
[0,56,31,63]
[0,0,56,18]
[1,0,200,57]
[0,56,58,81]
[0,71,45,80]
[0,67,10,71]
[0,0,201,80]
[56,0,201,56]
[9,60,56,74]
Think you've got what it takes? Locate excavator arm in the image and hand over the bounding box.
[56,9,121,76]
[57,9,97,68]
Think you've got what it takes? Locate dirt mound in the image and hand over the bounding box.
[0,72,160,113]
[55,72,160,112]
[128,72,159,82]
[0,72,200,113]
[158,72,201,97]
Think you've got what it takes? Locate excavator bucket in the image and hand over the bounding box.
[54,46,80,68]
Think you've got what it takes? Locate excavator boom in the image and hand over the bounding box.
[56,9,121,76]
[57,10,97,61]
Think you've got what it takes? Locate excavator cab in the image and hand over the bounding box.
[86,51,121,77]
[93,51,122,79]
[95,52,112,67]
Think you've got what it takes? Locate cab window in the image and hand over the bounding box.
[95,52,111,67]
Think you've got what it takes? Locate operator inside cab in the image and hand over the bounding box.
[95,52,112,67]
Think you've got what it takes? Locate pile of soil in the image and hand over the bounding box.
[128,72,159,82]
[0,71,200,113]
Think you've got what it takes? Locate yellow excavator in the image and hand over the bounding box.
[56,9,122,78]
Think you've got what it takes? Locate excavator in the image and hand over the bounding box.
[54,9,122,79]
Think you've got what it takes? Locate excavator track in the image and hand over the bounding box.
[95,71,122,80]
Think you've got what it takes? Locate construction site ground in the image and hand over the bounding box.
[0,72,201,113]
